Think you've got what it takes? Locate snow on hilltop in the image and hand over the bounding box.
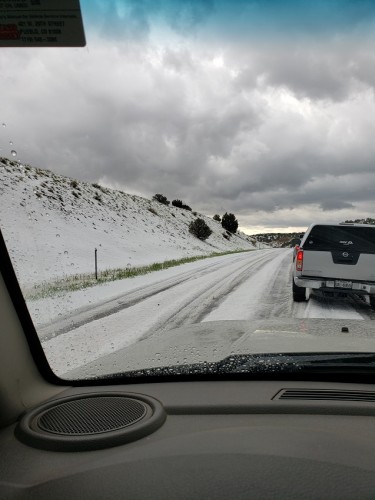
[0,158,255,289]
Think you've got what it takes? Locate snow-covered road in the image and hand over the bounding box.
[39,248,374,375]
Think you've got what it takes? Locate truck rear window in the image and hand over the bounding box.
[304,225,375,253]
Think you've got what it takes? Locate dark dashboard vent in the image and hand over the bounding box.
[276,389,375,402]
[16,392,166,451]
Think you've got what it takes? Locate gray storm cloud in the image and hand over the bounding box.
[1,4,375,231]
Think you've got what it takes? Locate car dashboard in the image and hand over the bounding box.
[3,380,375,499]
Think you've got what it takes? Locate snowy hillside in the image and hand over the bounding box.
[0,158,255,292]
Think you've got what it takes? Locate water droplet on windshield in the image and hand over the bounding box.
[9,141,13,145]
[11,150,17,157]
[64,250,68,255]
[2,123,6,127]
[56,234,60,238]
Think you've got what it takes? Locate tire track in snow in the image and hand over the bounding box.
[44,249,374,376]
[295,293,369,321]
[43,250,280,374]
[202,249,292,321]
[39,250,276,340]
[144,249,283,336]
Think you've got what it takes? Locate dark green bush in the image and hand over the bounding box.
[172,199,192,211]
[153,194,170,205]
[189,218,212,240]
[221,212,238,233]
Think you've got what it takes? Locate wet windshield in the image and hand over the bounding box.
[1,0,375,380]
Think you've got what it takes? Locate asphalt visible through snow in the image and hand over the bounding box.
[40,248,375,375]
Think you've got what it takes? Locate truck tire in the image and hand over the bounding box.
[370,295,375,310]
[293,279,306,302]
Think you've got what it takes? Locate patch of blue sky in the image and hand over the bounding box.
[80,0,375,42]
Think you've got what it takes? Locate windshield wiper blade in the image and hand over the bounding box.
[95,352,375,380]
[276,353,375,373]
[218,352,375,375]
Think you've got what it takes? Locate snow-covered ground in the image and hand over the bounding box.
[0,158,255,292]
[39,248,372,377]
[1,158,373,379]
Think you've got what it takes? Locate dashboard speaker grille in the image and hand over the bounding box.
[37,396,148,435]
[16,392,166,451]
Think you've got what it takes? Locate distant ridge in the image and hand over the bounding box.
[252,232,302,248]
[343,218,375,225]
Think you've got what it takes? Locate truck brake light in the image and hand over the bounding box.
[296,249,304,271]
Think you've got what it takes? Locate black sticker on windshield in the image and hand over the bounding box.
[0,0,85,47]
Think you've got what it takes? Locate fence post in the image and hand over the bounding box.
[95,248,98,280]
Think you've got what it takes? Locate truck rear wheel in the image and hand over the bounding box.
[293,280,306,302]
[370,295,375,310]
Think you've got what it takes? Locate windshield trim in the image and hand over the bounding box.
[0,229,64,386]
[3,228,375,387]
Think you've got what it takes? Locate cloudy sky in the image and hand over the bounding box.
[2,0,375,234]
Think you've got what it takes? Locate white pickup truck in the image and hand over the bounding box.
[292,223,375,309]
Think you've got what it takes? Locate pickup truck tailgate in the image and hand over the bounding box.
[302,250,375,281]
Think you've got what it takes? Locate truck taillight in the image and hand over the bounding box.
[296,250,304,271]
